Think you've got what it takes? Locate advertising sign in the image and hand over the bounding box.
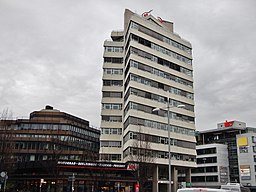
[135,184,140,192]
[240,165,251,180]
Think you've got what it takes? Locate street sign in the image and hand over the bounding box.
[186,182,192,187]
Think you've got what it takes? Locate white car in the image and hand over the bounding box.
[177,188,230,192]
[221,183,250,192]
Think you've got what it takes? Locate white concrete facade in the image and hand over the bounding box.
[100,9,197,192]
[192,144,229,188]
[237,132,256,188]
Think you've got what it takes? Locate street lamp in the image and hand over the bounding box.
[203,158,207,187]
[153,103,185,192]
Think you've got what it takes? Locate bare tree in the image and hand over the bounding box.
[128,127,155,192]
[42,126,97,178]
[40,128,69,178]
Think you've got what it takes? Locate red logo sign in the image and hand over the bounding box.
[142,10,153,17]
[224,120,234,127]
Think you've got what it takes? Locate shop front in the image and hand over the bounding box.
[11,160,138,192]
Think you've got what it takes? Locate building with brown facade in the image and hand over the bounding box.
[0,106,121,192]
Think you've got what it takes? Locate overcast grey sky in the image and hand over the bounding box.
[0,0,255,130]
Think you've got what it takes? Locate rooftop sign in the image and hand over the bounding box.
[142,10,153,17]
[224,120,234,127]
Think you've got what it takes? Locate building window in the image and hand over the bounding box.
[130,32,192,65]
[101,141,122,148]
[30,155,35,161]
[197,157,217,164]
[102,103,122,110]
[102,116,122,122]
[129,60,193,88]
[254,155,256,162]
[191,176,204,183]
[104,57,123,64]
[101,128,122,135]
[103,80,123,86]
[206,176,218,182]
[197,148,216,155]
[100,154,121,161]
[103,68,123,75]
[105,46,123,53]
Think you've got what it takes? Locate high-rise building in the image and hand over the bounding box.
[100,9,196,192]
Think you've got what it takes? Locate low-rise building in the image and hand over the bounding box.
[193,120,256,192]
[191,143,229,188]
[0,105,100,164]
[0,106,99,191]
[0,106,138,192]
[237,132,256,188]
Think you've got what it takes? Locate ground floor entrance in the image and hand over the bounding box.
[8,160,141,192]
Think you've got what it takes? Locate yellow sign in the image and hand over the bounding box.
[238,137,248,146]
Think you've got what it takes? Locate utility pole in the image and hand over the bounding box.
[68,173,75,192]
[71,173,75,192]
[0,172,7,192]
[203,158,207,187]
[39,178,46,192]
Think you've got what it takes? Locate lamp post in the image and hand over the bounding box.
[203,158,207,187]
[153,102,185,192]
[0,172,7,192]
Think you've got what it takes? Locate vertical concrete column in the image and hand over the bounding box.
[172,167,178,192]
[153,165,159,192]
[186,168,191,183]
